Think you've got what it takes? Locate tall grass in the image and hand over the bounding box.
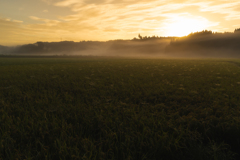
[0,57,240,159]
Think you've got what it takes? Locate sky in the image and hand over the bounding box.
[1,0,240,46]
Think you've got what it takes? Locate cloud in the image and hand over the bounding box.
[197,1,240,20]
[104,27,120,32]
[29,16,60,25]
[54,0,80,6]
[0,17,23,25]
[50,0,240,38]
[29,16,41,21]
[0,17,23,31]
[0,17,29,45]
[0,16,95,46]
[3,0,240,45]
[41,0,59,5]
[28,15,97,33]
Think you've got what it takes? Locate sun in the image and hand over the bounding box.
[164,15,210,37]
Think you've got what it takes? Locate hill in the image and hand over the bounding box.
[1,37,173,57]
[0,45,9,54]
[1,29,240,58]
[165,30,240,58]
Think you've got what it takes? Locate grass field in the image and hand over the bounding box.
[0,57,240,160]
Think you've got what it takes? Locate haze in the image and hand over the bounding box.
[1,0,240,46]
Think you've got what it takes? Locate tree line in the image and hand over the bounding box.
[0,28,240,57]
[165,28,240,57]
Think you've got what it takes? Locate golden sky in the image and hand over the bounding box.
[1,0,240,46]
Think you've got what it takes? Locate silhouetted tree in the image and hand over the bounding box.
[36,42,44,51]
[138,34,143,40]
[188,30,213,37]
[234,28,240,33]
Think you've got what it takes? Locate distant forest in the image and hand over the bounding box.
[165,28,240,57]
[0,36,175,56]
[1,28,240,57]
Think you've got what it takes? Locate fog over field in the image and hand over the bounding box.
[0,38,172,58]
[1,30,240,58]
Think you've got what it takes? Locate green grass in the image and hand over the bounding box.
[0,57,240,159]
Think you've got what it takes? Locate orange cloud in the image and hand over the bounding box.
[1,0,240,45]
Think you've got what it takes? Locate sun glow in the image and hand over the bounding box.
[164,16,211,37]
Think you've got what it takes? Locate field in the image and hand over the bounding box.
[0,56,240,160]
